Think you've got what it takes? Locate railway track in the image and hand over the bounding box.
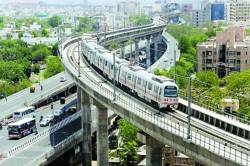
[65,42,250,153]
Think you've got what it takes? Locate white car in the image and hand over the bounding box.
[40,118,51,127]
[46,114,54,122]
[60,76,67,82]
[54,110,63,117]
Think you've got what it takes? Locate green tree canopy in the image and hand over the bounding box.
[118,119,139,143]
[48,15,62,28]
[193,70,219,89]
[0,61,26,82]
[44,56,64,79]
[41,28,50,37]
[77,17,94,33]
[225,69,250,97]
[31,44,51,62]
[129,15,151,26]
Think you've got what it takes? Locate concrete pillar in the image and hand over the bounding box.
[146,134,163,166]
[77,86,81,111]
[81,90,92,166]
[95,101,108,166]
[134,39,140,63]
[146,35,151,68]
[153,34,159,62]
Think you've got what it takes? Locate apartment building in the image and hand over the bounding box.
[197,27,250,78]
[228,0,250,22]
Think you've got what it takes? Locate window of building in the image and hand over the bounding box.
[237,52,241,56]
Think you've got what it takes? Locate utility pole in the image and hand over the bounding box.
[113,52,116,101]
[173,49,176,83]
[74,16,77,36]
[187,74,192,140]
[78,40,81,77]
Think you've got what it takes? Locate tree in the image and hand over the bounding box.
[0,17,4,29]
[41,28,49,37]
[118,119,139,143]
[179,35,191,53]
[116,119,139,165]
[31,46,50,62]
[225,69,250,97]
[109,42,119,51]
[31,30,38,37]
[52,43,59,56]
[44,56,64,79]
[18,32,24,39]
[129,15,151,26]
[77,17,94,33]
[193,70,219,89]
[48,15,62,28]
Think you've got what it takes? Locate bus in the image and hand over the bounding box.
[8,118,36,139]
[13,106,35,122]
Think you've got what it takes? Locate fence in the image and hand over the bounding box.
[63,37,250,165]
[5,111,81,158]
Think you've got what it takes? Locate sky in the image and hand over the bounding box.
[0,0,157,5]
[0,0,211,8]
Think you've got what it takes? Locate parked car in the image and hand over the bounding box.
[40,118,51,127]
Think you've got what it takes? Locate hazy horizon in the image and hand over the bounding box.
[0,0,155,5]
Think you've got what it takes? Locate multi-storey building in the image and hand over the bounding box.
[227,0,250,22]
[117,1,140,15]
[197,27,250,77]
[192,1,225,27]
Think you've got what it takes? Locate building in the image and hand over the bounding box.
[228,0,250,22]
[197,27,250,78]
[192,2,211,27]
[192,1,225,27]
[117,1,140,15]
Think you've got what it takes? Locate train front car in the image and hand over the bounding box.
[160,81,179,110]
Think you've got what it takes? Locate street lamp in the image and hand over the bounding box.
[78,40,81,77]
[113,52,116,102]
[187,74,195,140]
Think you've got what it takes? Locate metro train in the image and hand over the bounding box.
[82,37,178,110]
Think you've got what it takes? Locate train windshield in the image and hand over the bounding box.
[164,86,178,97]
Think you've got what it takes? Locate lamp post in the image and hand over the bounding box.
[187,74,195,140]
[173,43,177,83]
[78,40,81,77]
[113,52,116,101]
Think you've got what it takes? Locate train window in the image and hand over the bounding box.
[137,78,141,85]
[133,76,136,82]
[143,80,147,87]
[123,72,127,78]
[154,86,159,93]
[148,83,152,91]
[128,74,132,80]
